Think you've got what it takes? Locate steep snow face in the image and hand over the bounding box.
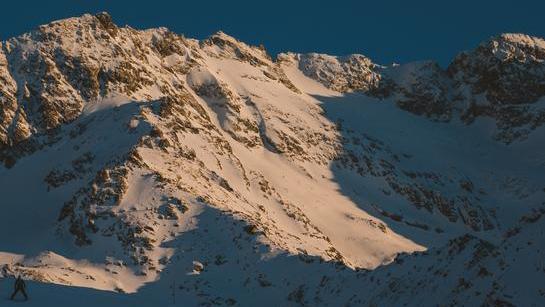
[0,13,545,306]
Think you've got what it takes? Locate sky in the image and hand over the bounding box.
[0,0,544,66]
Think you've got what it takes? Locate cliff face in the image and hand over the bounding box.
[0,13,544,306]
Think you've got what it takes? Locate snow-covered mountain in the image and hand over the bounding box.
[0,12,544,306]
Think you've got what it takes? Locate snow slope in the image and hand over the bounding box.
[0,12,544,306]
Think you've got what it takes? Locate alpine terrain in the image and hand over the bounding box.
[0,12,544,306]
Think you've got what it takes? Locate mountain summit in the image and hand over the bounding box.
[0,13,544,306]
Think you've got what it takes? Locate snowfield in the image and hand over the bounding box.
[0,12,544,306]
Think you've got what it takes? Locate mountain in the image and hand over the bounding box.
[0,12,544,306]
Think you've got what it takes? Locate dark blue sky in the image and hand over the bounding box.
[1,0,544,66]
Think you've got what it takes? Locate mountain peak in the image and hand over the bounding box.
[495,32,545,47]
[290,52,380,92]
[209,30,236,41]
[482,33,545,62]
[40,12,117,31]
[95,11,113,21]
[447,33,545,68]
[446,32,545,107]
[202,30,272,65]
